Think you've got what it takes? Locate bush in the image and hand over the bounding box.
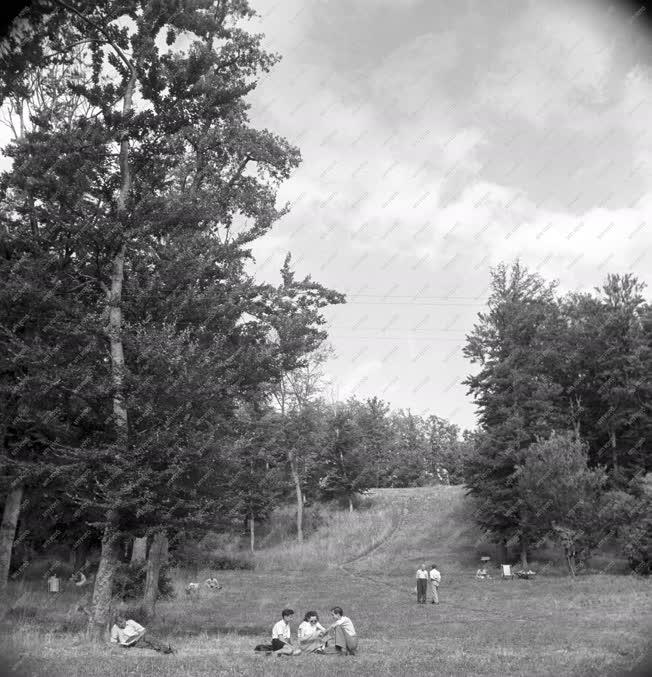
[11,558,75,581]
[202,553,254,570]
[622,513,651,576]
[111,563,175,601]
[170,536,254,572]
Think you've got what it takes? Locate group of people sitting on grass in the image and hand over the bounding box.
[255,607,358,657]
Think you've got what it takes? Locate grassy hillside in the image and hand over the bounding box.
[2,485,650,677]
[257,485,511,574]
[256,484,629,577]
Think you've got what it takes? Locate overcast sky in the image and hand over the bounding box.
[242,0,652,431]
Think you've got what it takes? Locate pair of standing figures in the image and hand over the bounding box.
[416,563,441,604]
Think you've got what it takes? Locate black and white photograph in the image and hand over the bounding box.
[0,0,651,675]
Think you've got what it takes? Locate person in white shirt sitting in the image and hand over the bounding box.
[321,606,358,656]
[297,610,327,654]
[416,563,429,603]
[271,608,301,656]
[476,567,491,580]
[110,616,146,647]
[429,563,441,604]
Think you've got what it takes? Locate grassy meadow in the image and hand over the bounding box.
[1,486,650,676]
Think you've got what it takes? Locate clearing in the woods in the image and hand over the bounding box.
[1,485,650,676]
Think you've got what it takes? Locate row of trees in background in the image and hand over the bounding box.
[463,263,651,575]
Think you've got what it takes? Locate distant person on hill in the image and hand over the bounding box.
[321,606,358,656]
[429,563,441,604]
[416,563,429,603]
[297,611,327,654]
[271,608,301,656]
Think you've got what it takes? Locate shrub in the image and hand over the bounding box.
[170,536,254,572]
[11,558,75,582]
[622,512,651,576]
[111,563,175,601]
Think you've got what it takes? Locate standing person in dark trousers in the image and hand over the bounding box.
[416,563,429,604]
[429,563,441,604]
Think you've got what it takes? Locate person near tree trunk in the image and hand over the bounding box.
[110,615,174,654]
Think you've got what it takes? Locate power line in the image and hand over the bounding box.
[331,327,467,332]
[345,295,488,301]
[343,301,484,306]
[327,335,465,341]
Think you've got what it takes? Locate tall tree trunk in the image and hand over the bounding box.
[519,536,529,569]
[348,495,354,513]
[610,429,618,472]
[74,539,89,569]
[288,452,303,542]
[0,485,23,610]
[123,536,134,563]
[565,545,576,576]
[87,524,120,642]
[249,514,255,553]
[108,241,128,443]
[88,60,135,638]
[498,538,508,564]
[141,531,167,618]
[131,536,147,564]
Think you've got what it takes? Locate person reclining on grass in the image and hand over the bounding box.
[110,615,174,654]
[297,611,327,654]
[320,606,358,656]
[271,608,301,656]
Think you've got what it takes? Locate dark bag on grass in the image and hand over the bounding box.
[254,643,273,652]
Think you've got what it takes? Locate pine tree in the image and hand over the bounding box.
[463,261,567,567]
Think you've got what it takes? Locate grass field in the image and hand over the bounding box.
[1,486,651,676]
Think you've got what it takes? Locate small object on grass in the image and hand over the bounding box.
[47,575,60,593]
[515,570,537,580]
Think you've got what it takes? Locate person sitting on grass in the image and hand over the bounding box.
[70,571,88,587]
[476,567,491,580]
[297,611,327,654]
[271,608,301,656]
[320,606,358,656]
[110,615,174,654]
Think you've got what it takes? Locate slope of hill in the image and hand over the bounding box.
[257,485,495,574]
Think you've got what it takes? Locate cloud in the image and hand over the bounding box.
[338,359,384,400]
[475,2,618,132]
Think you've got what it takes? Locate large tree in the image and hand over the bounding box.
[463,261,567,566]
[0,0,306,637]
[514,431,607,575]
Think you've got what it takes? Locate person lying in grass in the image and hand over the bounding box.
[320,606,358,656]
[110,615,174,654]
[297,611,327,654]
